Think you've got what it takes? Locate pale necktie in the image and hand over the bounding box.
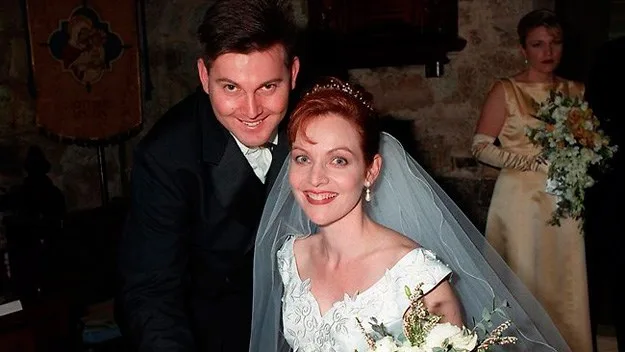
[246,145,272,183]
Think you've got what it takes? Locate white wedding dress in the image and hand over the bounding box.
[277,236,452,352]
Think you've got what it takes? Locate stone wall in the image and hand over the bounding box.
[1,0,537,229]
[347,0,533,228]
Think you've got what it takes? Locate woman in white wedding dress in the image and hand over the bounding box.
[250,77,571,352]
[276,78,463,351]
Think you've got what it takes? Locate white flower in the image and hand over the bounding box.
[374,336,399,352]
[423,323,461,349]
[397,344,424,352]
[423,323,477,351]
[554,95,562,106]
[448,329,478,351]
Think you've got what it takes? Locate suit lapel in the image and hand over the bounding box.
[199,89,288,234]
[209,134,266,231]
[265,129,289,193]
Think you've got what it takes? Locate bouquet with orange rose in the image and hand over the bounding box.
[526,90,618,227]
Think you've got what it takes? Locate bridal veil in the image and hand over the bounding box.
[250,132,570,352]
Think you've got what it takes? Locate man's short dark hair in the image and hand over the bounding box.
[197,0,298,68]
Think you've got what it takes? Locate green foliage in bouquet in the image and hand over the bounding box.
[526,90,618,227]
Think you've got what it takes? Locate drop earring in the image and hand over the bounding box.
[365,182,371,202]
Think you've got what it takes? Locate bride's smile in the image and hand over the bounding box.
[304,191,338,204]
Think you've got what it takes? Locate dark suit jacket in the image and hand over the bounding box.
[116,87,289,351]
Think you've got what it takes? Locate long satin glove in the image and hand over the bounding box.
[471,134,548,173]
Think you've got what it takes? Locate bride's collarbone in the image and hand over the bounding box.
[307,260,384,300]
[293,236,415,311]
[308,272,367,314]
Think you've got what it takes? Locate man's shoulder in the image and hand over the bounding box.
[135,89,210,161]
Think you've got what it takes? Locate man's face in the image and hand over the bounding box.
[198,44,300,148]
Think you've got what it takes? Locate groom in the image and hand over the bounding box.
[116,0,300,350]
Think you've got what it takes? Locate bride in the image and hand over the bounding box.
[250,77,571,352]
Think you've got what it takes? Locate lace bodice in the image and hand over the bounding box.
[277,236,452,352]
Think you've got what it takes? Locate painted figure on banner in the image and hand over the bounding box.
[25,0,143,142]
[48,6,124,90]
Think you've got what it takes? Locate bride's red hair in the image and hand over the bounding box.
[287,77,379,166]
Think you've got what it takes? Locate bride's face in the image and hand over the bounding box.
[288,113,379,226]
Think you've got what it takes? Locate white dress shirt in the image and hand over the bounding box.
[231,132,278,184]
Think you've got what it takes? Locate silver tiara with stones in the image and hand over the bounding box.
[305,77,374,112]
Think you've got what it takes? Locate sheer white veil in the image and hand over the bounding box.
[250,132,570,352]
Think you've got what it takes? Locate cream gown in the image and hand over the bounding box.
[485,77,592,352]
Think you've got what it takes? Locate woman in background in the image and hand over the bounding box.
[471,9,591,352]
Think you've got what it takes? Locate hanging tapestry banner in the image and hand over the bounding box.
[24,0,143,144]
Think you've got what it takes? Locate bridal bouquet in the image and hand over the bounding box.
[356,284,517,352]
[525,90,618,226]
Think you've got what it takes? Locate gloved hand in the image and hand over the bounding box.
[471,134,548,173]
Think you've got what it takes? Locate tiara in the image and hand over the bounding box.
[305,77,374,112]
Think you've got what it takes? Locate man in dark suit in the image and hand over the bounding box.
[584,35,625,352]
[116,0,300,350]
